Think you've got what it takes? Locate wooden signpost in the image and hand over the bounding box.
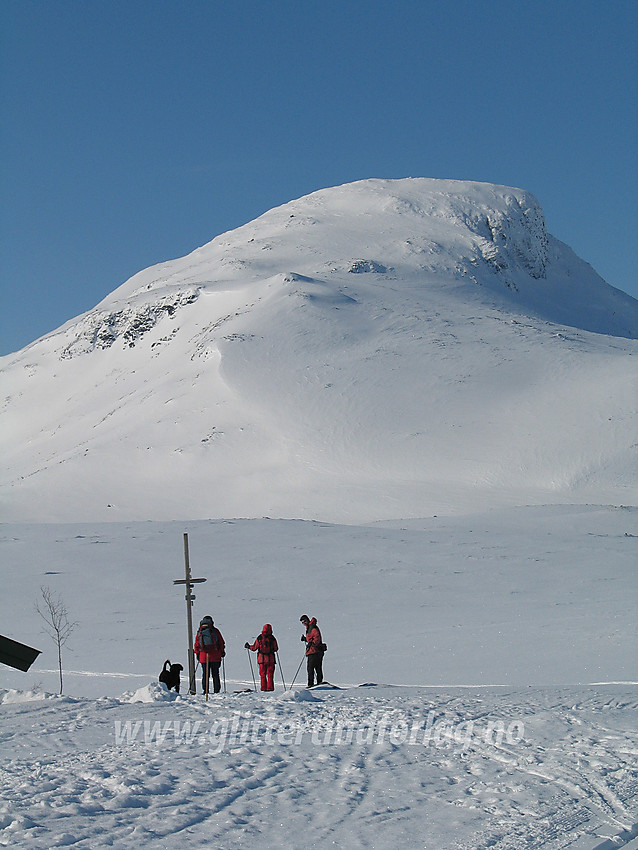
[173,532,207,695]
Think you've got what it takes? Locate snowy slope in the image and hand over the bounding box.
[1,178,637,523]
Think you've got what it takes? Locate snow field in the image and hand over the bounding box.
[1,505,637,848]
[1,684,636,849]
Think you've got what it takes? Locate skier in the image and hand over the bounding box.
[194,616,225,695]
[244,623,278,691]
[300,614,324,688]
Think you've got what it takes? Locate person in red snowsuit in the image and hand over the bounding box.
[245,623,278,691]
[300,614,324,687]
[194,616,225,694]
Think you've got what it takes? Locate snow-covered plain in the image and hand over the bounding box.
[1,510,637,849]
[1,179,637,848]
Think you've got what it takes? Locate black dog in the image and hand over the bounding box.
[159,659,183,693]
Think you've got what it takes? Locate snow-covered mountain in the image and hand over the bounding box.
[2,179,637,848]
[1,178,637,522]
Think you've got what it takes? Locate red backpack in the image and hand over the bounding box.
[259,633,275,656]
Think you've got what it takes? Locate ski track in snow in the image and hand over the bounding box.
[1,685,636,849]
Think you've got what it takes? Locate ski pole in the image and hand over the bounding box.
[276,651,286,691]
[222,657,226,693]
[289,653,305,691]
[246,647,257,690]
[205,656,210,701]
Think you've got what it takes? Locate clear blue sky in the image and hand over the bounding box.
[1,0,636,355]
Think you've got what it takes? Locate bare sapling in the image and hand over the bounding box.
[35,586,77,695]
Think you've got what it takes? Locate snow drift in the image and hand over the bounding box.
[1,178,636,522]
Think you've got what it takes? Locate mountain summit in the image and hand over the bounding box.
[2,178,636,522]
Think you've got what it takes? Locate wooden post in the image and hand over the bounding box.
[173,533,207,697]
[183,533,196,695]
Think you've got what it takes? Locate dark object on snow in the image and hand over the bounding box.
[0,634,41,672]
[159,659,183,692]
